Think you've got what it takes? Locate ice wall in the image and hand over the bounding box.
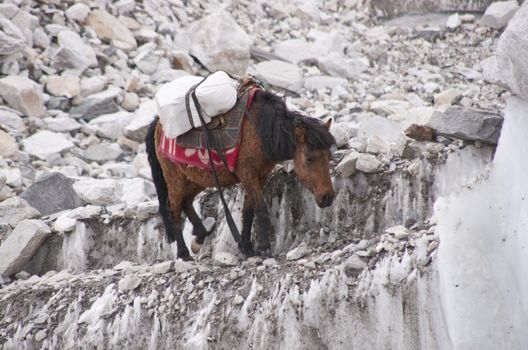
[435,97,528,349]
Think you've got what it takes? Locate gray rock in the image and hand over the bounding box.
[495,3,528,100]
[151,261,175,274]
[33,28,50,49]
[0,107,25,133]
[304,76,348,91]
[124,100,157,142]
[356,154,382,173]
[0,18,26,60]
[428,107,503,145]
[343,254,367,277]
[84,143,123,162]
[254,60,303,92]
[88,110,132,139]
[336,151,360,177]
[86,9,137,50]
[65,3,90,22]
[0,219,51,277]
[20,172,84,216]
[386,225,410,239]
[71,88,121,121]
[51,31,98,72]
[34,330,47,342]
[317,52,369,79]
[286,242,309,261]
[0,130,17,158]
[22,130,74,160]
[187,11,250,76]
[0,197,40,227]
[44,116,82,133]
[0,4,18,19]
[73,178,119,205]
[118,274,142,291]
[480,0,519,29]
[0,76,45,118]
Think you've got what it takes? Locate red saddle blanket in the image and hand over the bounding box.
[159,86,259,172]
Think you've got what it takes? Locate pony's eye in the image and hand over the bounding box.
[306,155,315,163]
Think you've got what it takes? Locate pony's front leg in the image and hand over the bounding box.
[239,194,256,256]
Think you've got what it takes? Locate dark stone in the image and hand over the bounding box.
[70,96,119,121]
[405,124,434,141]
[427,107,503,145]
[47,96,70,111]
[20,172,85,216]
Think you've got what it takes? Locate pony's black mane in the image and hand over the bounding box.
[254,90,336,162]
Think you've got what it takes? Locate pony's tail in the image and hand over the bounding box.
[145,117,176,243]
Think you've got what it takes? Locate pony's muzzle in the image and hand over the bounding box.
[191,237,202,254]
[317,192,335,208]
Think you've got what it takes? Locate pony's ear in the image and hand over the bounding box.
[323,118,332,130]
[294,126,306,144]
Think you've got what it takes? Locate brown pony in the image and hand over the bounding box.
[145,89,336,261]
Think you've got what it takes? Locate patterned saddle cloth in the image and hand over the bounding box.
[159,84,260,172]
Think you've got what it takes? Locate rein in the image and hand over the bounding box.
[188,80,242,245]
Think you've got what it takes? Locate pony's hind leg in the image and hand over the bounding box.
[181,183,211,254]
[240,193,256,256]
[164,177,193,261]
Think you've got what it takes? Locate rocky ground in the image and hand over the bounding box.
[0,0,524,348]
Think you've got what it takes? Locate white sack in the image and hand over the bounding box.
[155,71,238,138]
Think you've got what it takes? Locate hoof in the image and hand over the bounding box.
[239,243,257,257]
[191,237,202,254]
[177,253,194,262]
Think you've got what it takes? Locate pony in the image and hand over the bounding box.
[145,89,336,261]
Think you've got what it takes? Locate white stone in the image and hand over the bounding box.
[44,116,81,133]
[118,178,148,206]
[386,225,410,239]
[355,154,382,173]
[118,274,142,291]
[272,39,318,64]
[446,13,462,29]
[495,4,528,100]
[80,76,108,97]
[151,261,174,274]
[53,212,76,232]
[233,295,244,305]
[51,31,98,72]
[121,92,139,112]
[317,52,369,79]
[124,100,157,142]
[88,111,133,140]
[366,136,390,154]
[0,130,17,158]
[136,201,158,220]
[480,0,519,29]
[286,242,309,261]
[65,3,90,22]
[304,76,348,91]
[46,75,80,98]
[434,89,463,108]
[22,131,74,160]
[0,197,40,227]
[254,60,303,92]
[73,178,119,205]
[187,11,250,76]
[84,143,123,162]
[214,252,239,266]
[0,76,44,118]
[370,99,412,116]
[329,122,358,148]
[335,151,359,177]
[0,220,51,277]
[86,9,137,50]
[262,258,278,267]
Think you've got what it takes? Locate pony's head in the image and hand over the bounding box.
[255,91,336,208]
[292,118,335,207]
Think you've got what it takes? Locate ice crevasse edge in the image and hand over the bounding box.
[435,96,528,349]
